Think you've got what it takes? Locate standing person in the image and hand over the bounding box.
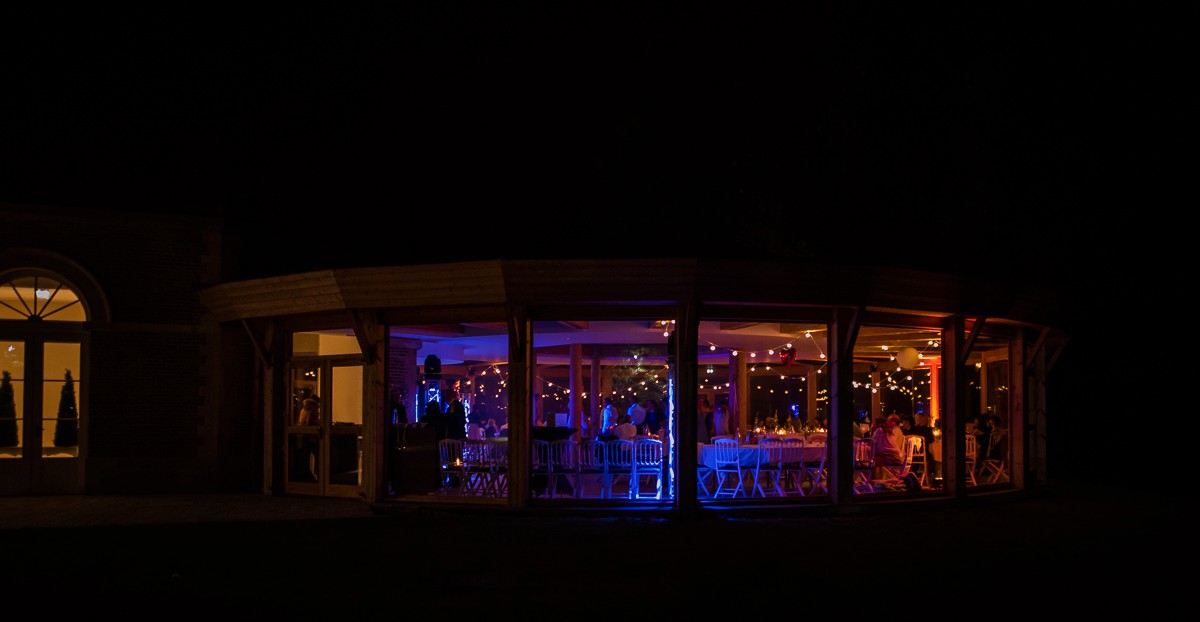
[297,394,320,425]
[696,397,714,444]
[644,399,663,436]
[424,395,446,440]
[599,397,616,435]
[443,387,467,440]
[712,403,730,438]
[388,389,407,444]
[385,389,407,495]
[627,398,647,435]
[696,401,710,439]
[985,415,1007,460]
[293,394,321,481]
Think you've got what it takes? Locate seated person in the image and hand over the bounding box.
[612,413,637,440]
[986,415,1008,459]
[871,414,906,479]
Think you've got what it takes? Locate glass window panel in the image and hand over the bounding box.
[288,432,320,483]
[292,366,322,425]
[853,324,942,495]
[0,341,23,456]
[42,343,81,457]
[969,333,1011,486]
[531,318,674,502]
[698,320,829,501]
[331,365,362,425]
[0,276,86,322]
[0,341,25,379]
[387,318,508,500]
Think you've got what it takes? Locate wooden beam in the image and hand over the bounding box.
[959,316,986,362]
[350,310,378,364]
[1045,336,1069,374]
[241,319,269,368]
[1025,327,1051,374]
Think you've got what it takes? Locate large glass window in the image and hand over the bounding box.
[852,324,943,496]
[285,330,363,497]
[383,319,508,501]
[697,319,830,502]
[966,332,1011,487]
[0,267,89,494]
[42,342,80,458]
[530,319,674,503]
[0,275,86,321]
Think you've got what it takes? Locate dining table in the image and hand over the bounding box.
[697,442,825,469]
[696,442,826,497]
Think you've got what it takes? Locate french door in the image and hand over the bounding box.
[0,334,85,495]
[284,356,363,498]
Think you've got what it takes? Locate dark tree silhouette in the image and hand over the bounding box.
[53,369,78,447]
[0,370,17,447]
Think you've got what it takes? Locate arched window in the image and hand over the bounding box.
[0,273,88,321]
[0,256,100,495]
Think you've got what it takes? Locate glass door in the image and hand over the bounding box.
[0,338,84,495]
[285,357,363,498]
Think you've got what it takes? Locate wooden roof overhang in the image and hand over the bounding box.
[198,258,1065,339]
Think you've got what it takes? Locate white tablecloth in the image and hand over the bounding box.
[697,443,825,469]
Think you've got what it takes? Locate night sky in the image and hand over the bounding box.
[1,5,1187,478]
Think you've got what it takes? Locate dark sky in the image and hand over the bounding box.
[0,5,1186,292]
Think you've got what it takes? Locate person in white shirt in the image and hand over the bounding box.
[599,397,616,434]
[627,399,647,434]
[613,414,637,440]
[712,404,730,438]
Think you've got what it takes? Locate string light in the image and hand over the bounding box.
[701,329,826,364]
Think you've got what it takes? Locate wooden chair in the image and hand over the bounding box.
[461,439,492,496]
[906,435,928,487]
[780,438,807,496]
[632,438,664,499]
[853,438,875,494]
[981,431,1007,484]
[487,440,508,497]
[531,439,551,497]
[712,437,745,498]
[577,438,608,498]
[802,438,828,496]
[605,439,636,499]
[752,438,785,497]
[437,438,465,495]
[547,438,579,498]
[964,434,979,486]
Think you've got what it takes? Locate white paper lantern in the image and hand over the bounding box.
[896,346,920,369]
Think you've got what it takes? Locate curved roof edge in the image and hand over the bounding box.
[198,258,1062,334]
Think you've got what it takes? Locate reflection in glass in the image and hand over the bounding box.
[43,342,81,458]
